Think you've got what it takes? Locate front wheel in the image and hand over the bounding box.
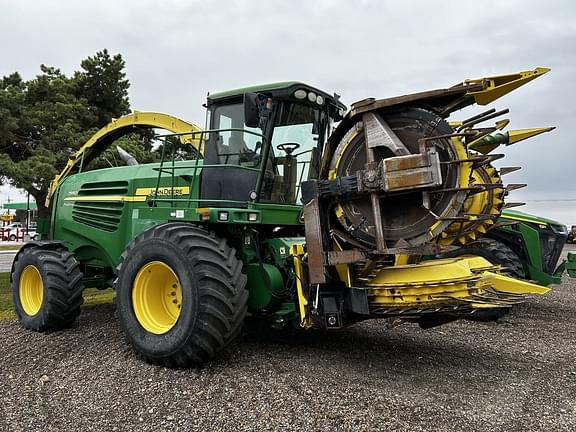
[115,223,248,367]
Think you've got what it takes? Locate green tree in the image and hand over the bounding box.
[74,49,130,125]
[0,50,149,218]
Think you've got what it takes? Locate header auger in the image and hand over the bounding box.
[12,68,558,366]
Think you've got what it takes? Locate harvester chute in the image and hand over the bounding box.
[47,112,202,205]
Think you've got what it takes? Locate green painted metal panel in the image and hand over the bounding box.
[208,81,304,101]
[567,252,576,278]
[500,209,564,227]
[244,263,285,309]
[52,161,203,269]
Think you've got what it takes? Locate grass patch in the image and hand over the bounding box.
[0,245,21,251]
[83,287,115,308]
[0,273,13,320]
[0,272,115,321]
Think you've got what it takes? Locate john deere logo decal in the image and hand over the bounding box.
[135,187,190,197]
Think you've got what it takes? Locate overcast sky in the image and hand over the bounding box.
[1,0,575,223]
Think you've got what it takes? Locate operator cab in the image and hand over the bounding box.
[201,82,346,206]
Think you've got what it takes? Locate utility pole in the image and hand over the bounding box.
[25,192,30,235]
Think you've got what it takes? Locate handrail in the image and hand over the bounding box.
[47,112,203,206]
[150,128,268,207]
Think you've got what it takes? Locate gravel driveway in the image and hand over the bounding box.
[1,246,575,432]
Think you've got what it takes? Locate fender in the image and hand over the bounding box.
[10,241,66,282]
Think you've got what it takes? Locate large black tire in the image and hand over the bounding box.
[443,237,525,279]
[115,223,248,367]
[441,237,525,321]
[11,246,84,331]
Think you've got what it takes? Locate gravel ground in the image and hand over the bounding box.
[1,246,575,432]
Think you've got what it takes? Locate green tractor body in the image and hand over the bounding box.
[12,71,564,366]
[444,209,572,286]
[492,209,570,286]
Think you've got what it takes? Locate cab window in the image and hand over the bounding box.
[210,103,261,167]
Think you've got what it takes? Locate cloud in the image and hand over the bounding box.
[0,0,575,222]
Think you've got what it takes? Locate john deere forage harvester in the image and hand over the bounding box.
[12,68,555,366]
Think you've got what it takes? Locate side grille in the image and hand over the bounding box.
[71,181,128,232]
[77,181,128,196]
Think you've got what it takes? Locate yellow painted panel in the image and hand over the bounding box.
[63,195,147,202]
[466,67,550,105]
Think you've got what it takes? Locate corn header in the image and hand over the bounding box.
[11,68,556,366]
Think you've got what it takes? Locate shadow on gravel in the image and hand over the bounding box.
[239,319,517,376]
[73,303,535,382]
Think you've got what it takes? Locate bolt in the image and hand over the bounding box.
[327,316,337,326]
[170,292,176,297]
[172,284,177,289]
[172,299,178,304]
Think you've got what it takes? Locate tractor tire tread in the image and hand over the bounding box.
[115,223,247,367]
[467,237,525,278]
[12,246,84,331]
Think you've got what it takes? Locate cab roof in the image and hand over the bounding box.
[207,81,346,110]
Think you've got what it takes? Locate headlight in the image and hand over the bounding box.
[294,89,307,100]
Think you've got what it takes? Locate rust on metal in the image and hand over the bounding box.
[327,250,367,265]
[302,199,327,284]
[350,82,484,118]
[362,113,387,252]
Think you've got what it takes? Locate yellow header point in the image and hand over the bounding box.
[466,67,551,105]
[495,119,510,130]
[507,127,556,145]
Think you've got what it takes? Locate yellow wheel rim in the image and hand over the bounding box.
[132,261,182,334]
[19,265,44,316]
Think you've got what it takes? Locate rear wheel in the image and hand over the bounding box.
[115,223,248,367]
[12,246,84,331]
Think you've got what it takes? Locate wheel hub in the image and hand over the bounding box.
[132,261,182,334]
[19,265,44,316]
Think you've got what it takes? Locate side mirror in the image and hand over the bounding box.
[244,93,261,128]
[331,105,345,122]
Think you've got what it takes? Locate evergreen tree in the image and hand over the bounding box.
[0,50,151,217]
